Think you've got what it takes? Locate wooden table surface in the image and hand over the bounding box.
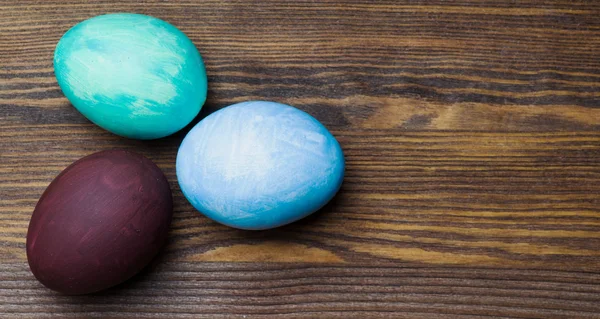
[1,0,600,318]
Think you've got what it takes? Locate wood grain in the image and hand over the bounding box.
[1,0,599,318]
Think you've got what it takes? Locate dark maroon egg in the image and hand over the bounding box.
[26,150,172,294]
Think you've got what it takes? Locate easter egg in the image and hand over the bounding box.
[54,13,207,140]
[176,101,345,230]
[26,150,173,294]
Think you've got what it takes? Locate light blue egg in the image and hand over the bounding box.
[54,13,207,140]
[176,101,345,230]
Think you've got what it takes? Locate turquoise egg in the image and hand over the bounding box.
[176,101,345,230]
[54,13,207,140]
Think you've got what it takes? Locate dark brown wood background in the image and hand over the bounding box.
[1,0,600,318]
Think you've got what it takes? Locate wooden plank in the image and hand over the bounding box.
[1,0,599,317]
[0,263,600,318]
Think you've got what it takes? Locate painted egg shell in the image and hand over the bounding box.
[54,13,207,140]
[26,150,173,294]
[176,101,345,230]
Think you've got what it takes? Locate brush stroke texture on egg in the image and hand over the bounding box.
[176,101,345,230]
[54,13,207,139]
